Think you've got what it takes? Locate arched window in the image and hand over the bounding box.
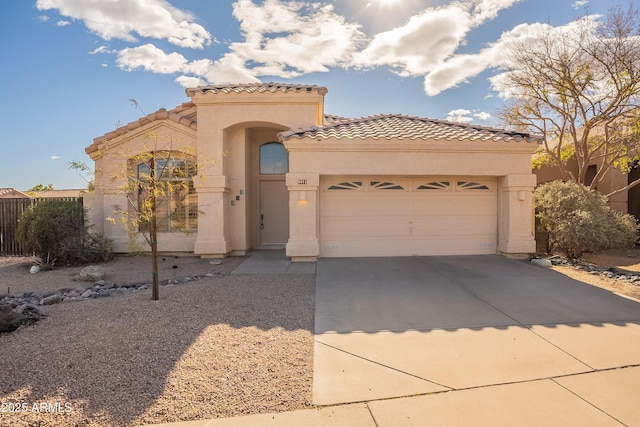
[136,156,198,232]
[260,142,288,174]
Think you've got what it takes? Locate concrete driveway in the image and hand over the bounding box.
[314,255,640,425]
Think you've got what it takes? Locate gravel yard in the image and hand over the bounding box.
[0,256,315,427]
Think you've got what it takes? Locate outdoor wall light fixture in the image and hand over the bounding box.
[518,190,526,201]
[299,190,307,202]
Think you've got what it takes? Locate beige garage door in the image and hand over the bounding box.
[320,177,498,257]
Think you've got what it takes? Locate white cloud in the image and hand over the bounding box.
[117,44,188,73]
[50,155,63,160]
[354,0,521,78]
[203,53,261,84]
[56,19,70,26]
[37,15,50,22]
[423,22,548,95]
[175,75,205,88]
[446,109,492,123]
[446,109,474,123]
[355,3,473,76]
[90,46,116,55]
[572,0,588,9]
[475,111,492,121]
[226,0,365,79]
[36,0,212,49]
[122,0,365,84]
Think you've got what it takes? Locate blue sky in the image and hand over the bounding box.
[0,0,629,190]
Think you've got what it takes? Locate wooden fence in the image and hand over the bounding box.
[0,197,83,256]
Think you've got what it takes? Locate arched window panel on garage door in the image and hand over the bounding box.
[456,181,491,191]
[416,181,451,191]
[327,181,364,191]
[370,181,406,190]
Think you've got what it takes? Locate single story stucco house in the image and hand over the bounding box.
[85,83,540,261]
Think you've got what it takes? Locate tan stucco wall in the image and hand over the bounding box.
[87,120,197,253]
[284,139,539,259]
[190,90,324,257]
[88,87,539,259]
[535,157,630,214]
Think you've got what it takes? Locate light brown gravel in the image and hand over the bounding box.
[0,257,315,427]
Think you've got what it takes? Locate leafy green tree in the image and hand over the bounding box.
[534,180,637,259]
[497,5,640,196]
[27,183,54,191]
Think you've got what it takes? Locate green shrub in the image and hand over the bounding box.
[16,200,112,265]
[534,180,638,259]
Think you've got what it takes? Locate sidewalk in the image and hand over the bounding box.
[146,365,640,426]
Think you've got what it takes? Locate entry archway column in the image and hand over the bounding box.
[194,175,231,257]
[286,173,320,262]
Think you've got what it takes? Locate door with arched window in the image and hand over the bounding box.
[258,142,289,245]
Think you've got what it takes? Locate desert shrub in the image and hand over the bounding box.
[16,200,112,265]
[534,180,638,259]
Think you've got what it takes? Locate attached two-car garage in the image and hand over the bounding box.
[319,176,498,258]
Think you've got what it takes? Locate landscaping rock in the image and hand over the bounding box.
[79,265,105,282]
[0,311,26,333]
[16,303,45,320]
[531,258,552,267]
[81,290,93,298]
[41,295,63,305]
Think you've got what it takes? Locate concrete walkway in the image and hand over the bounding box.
[148,255,640,426]
[230,249,316,275]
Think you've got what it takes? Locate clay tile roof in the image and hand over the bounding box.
[280,114,542,143]
[87,102,196,154]
[185,82,328,97]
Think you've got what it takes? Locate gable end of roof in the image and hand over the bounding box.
[86,102,196,155]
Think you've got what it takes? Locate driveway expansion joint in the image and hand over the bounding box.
[314,340,451,390]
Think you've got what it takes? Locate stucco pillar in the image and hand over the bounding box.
[286,173,320,262]
[194,175,231,257]
[498,174,537,256]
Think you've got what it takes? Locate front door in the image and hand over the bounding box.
[260,180,289,244]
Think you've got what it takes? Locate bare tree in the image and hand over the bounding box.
[73,100,210,301]
[496,5,640,196]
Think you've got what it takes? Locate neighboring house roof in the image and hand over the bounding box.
[86,102,197,154]
[27,189,84,198]
[0,188,83,199]
[0,188,29,198]
[185,82,328,97]
[279,114,542,143]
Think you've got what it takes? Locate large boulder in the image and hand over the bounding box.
[78,265,105,282]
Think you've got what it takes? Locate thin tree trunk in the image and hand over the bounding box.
[149,156,159,301]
